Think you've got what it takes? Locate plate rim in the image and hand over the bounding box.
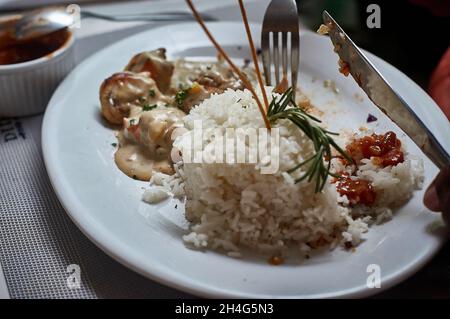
[42,21,447,298]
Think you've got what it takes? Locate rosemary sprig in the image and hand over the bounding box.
[267,87,352,192]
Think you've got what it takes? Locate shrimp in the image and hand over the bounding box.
[125,48,174,94]
[99,71,168,125]
[138,107,186,151]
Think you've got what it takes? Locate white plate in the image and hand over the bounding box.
[42,22,449,298]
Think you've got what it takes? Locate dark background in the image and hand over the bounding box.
[296,0,450,89]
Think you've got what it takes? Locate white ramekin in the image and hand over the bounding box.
[0,29,76,118]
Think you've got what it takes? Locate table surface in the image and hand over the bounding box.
[0,0,448,299]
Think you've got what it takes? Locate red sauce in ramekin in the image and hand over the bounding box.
[0,19,71,65]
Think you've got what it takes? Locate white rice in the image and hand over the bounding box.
[148,88,423,258]
[142,186,169,204]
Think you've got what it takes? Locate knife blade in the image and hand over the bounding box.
[322,10,449,169]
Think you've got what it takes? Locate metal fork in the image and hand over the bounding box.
[261,0,300,90]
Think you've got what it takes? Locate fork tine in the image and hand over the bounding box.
[281,32,288,78]
[261,0,299,91]
[261,31,272,86]
[272,32,280,85]
[291,31,299,95]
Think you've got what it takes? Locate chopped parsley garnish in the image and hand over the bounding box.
[111,143,117,147]
[148,89,156,97]
[138,97,147,103]
[132,175,137,180]
[175,88,190,107]
[143,104,157,111]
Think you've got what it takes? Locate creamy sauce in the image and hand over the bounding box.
[115,132,173,181]
[172,60,233,88]
[101,52,254,181]
[100,72,168,125]
[171,59,255,89]
[114,107,185,181]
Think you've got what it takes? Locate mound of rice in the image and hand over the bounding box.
[147,88,424,258]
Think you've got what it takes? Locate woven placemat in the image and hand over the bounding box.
[0,116,191,299]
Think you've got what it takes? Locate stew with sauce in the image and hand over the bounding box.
[0,24,70,65]
[99,48,256,181]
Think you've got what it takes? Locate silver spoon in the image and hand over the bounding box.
[0,7,216,43]
[5,8,74,41]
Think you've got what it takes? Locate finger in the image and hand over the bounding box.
[435,165,450,210]
[431,165,450,225]
[423,180,441,212]
[437,185,450,224]
[443,211,450,226]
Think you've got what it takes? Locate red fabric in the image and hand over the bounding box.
[429,47,450,120]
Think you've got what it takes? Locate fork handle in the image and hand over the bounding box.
[80,11,216,22]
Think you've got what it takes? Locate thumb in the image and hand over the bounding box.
[424,165,450,225]
[423,181,441,212]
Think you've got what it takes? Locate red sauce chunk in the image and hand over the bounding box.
[334,172,376,206]
[332,132,405,206]
[345,131,404,167]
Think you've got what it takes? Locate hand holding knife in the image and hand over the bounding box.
[322,11,450,221]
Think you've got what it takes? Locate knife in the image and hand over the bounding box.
[322,10,449,169]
